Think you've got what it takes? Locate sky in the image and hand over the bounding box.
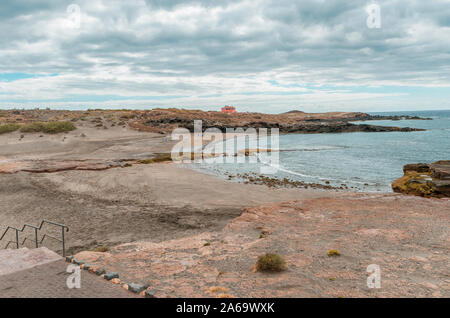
[0,0,449,113]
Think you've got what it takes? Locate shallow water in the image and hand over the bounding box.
[190,110,450,192]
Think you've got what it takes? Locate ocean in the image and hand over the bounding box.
[189,110,450,192]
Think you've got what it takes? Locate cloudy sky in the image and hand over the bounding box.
[0,0,449,113]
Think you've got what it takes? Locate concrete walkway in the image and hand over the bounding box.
[0,247,61,276]
[0,248,139,298]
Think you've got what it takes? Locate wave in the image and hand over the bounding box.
[256,154,380,185]
[280,145,350,152]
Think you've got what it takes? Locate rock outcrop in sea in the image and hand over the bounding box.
[392,161,450,197]
[132,110,426,134]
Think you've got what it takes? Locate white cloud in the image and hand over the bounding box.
[0,0,449,111]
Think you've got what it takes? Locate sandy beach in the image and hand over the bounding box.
[0,124,331,253]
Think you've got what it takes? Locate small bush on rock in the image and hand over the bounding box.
[255,253,286,272]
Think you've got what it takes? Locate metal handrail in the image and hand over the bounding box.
[5,241,20,249]
[0,220,69,257]
[22,233,62,246]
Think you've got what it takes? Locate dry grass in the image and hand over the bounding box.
[208,286,229,294]
[216,294,235,298]
[94,246,110,253]
[327,249,341,257]
[137,153,172,164]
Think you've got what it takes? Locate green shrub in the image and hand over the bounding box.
[20,122,45,133]
[0,123,20,134]
[41,121,76,133]
[20,121,76,134]
[255,253,286,272]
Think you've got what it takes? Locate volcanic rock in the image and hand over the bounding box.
[392,161,450,197]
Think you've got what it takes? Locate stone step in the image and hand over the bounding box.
[0,247,61,276]
[0,247,28,267]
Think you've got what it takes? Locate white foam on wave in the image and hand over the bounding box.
[281,145,349,152]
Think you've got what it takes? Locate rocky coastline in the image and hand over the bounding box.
[392,161,450,198]
[130,109,427,134]
[0,109,427,136]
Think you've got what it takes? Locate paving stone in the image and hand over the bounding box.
[73,259,85,265]
[95,268,106,275]
[104,272,119,280]
[145,289,158,298]
[128,283,146,293]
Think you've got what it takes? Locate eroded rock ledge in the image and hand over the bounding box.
[392,161,450,197]
[0,159,132,174]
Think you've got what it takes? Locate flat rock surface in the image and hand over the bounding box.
[0,159,130,174]
[75,193,449,298]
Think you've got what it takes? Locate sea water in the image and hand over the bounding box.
[190,110,450,192]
